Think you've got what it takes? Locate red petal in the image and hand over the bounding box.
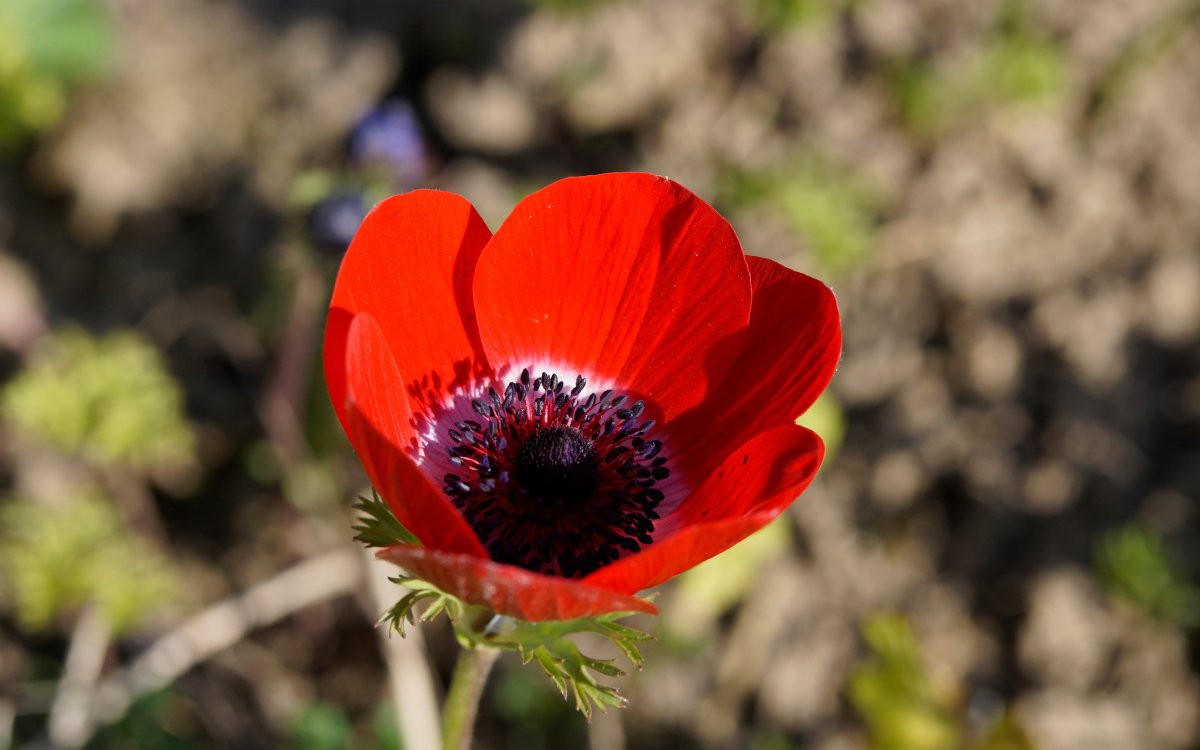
[380,545,659,621]
[326,190,492,430]
[583,425,823,593]
[674,256,841,474]
[343,313,487,557]
[473,173,751,423]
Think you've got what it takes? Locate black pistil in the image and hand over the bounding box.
[517,425,600,502]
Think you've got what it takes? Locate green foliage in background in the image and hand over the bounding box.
[0,0,113,147]
[849,613,961,750]
[849,612,1033,750]
[977,712,1035,750]
[676,517,791,619]
[0,492,178,632]
[371,705,404,750]
[774,161,878,272]
[750,0,835,28]
[521,0,611,14]
[87,689,203,750]
[885,0,1065,135]
[492,667,587,750]
[2,328,194,473]
[973,32,1064,104]
[749,730,800,750]
[1095,524,1200,627]
[290,703,354,750]
[723,157,880,273]
[887,60,943,137]
[798,391,846,465]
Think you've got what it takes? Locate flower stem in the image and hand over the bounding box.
[441,646,499,750]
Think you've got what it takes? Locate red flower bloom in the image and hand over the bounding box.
[325,173,840,622]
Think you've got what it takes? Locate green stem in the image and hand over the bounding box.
[441,646,499,750]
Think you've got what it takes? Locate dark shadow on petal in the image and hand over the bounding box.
[663,321,754,475]
[324,305,355,426]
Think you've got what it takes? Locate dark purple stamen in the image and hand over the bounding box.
[437,367,669,578]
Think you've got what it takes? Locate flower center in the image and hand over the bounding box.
[516,425,600,503]
[436,369,670,578]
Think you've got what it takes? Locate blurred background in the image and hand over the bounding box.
[1,0,1199,748]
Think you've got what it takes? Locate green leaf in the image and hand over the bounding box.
[352,491,420,547]
[372,574,654,719]
[377,577,466,638]
[482,610,652,719]
[526,639,628,720]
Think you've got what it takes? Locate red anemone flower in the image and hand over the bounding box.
[325,173,840,622]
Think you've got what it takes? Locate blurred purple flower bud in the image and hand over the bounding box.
[349,99,427,189]
[308,190,370,258]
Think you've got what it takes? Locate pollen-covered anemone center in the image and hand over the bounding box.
[437,368,670,579]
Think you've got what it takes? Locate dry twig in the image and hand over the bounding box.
[364,551,445,750]
[77,547,364,743]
